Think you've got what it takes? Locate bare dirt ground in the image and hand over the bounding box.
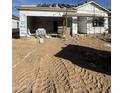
[12,36,111,93]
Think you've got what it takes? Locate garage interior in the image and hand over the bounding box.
[27,16,73,37]
[27,16,64,34]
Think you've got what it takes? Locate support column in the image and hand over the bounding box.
[104,17,109,33]
[72,17,78,36]
[62,17,65,37]
[19,13,27,38]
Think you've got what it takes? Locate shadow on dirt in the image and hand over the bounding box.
[55,44,111,75]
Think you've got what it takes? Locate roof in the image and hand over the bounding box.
[17,4,77,12]
[76,1,110,13]
[17,7,76,12]
[17,1,110,13]
[12,15,19,20]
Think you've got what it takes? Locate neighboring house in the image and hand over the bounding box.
[108,10,111,34]
[12,15,19,34]
[17,1,110,38]
[12,15,19,29]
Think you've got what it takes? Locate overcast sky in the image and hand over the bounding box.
[12,0,111,16]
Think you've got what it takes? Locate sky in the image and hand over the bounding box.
[12,0,111,16]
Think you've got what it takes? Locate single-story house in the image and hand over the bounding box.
[17,1,110,38]
[12,15,19,37]
[12,15,19,30]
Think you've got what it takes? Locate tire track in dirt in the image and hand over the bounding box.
[13,39,62,93]
[32,67,56,93]
[13,48,42,93]
[50,57,73,93]
[12,50,32,69]
[31,55,73,93]
[32,55,57,93]
[57,57,111,93]
[13,38,111,93]
[60,59,89,93]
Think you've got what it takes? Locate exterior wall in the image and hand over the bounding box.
[86,17,108,34]
[77,3,109,34]
[78,17,87,33]
[19,12,27,37]
[77,3,108,17]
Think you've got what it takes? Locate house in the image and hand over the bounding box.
[12,15,19,37]
[17,1,110,38]
[12,15,19,30]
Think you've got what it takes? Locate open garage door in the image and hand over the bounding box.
[27,16,63,34]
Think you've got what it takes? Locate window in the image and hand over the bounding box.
[92,17,105,27]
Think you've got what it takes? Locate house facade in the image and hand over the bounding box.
[17,1,110,38]
[12,15,19,38]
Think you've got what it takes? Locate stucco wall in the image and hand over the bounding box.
[87,17,108,34]
[77,3,109,34]
[78,17,87,34]
[77,3,108,17]
[19,13,27,37]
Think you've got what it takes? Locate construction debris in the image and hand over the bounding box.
[35,28,46,38]
[104,44,111,47]
[39,38,44,43]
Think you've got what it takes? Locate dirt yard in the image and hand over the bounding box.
[12,36,111,93]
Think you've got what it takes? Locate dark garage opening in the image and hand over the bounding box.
[27,16,63,34]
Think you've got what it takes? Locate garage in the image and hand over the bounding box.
[27,16,63,34]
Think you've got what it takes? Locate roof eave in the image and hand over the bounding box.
[12,15,19,20]
[17,6,76,12]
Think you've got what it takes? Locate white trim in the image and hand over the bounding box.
[76,1,110,13]
[20,11,65,17]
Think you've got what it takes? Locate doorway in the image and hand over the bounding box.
[53,21,58,33]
